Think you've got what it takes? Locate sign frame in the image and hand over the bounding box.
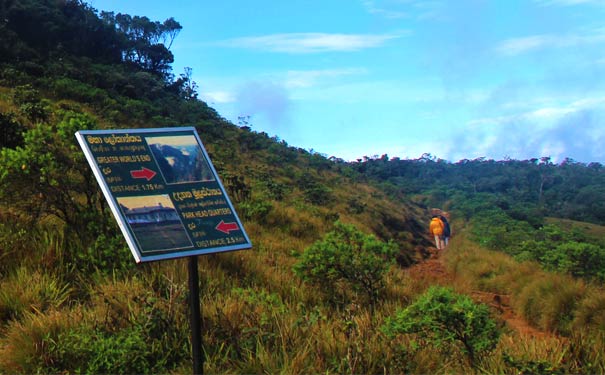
[76,127,252,263]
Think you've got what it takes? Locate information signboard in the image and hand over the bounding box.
[76,127,252,262]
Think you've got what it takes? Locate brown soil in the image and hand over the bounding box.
[406,247,553,339]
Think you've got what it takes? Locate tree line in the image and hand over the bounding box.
[348,154,605,282]
[348,154,605,226]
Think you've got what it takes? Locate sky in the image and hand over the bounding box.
[89,0,605,164]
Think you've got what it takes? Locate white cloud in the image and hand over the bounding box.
[528,107,575,120]
[284,68,367,88]
[361,0,443,20]
[495,35,550,56]
[361,0,409,19]
[217,32,404,53]
[495,28,605,56]
[200,91,234,104]
[454,96,605,163]
[535,0,605,6]
[470,96,605,126]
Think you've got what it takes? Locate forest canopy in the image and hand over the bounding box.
[0,0,181,76]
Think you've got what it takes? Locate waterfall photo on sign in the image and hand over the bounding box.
[146,135,215,184]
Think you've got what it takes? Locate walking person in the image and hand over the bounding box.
[429,215,445,250]
[439,213,451,247]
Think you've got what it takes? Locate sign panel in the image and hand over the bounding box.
[76,127,252,262]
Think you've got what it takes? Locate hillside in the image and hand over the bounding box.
[2,1,605,374]
[0,1,429,373]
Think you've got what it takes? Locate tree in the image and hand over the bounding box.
[293,221,397,307]
[101,12,180,75]
[0,111,107,237]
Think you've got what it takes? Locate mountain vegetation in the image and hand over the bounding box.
[350,155,605,282]
[1,1,605,373]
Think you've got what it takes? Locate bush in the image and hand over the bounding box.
[541,241,605,281]
[41,281,189,374]
[293,221,397,307]
[382,286,501,367]
[0,111,103,237]
[238,199,273,222]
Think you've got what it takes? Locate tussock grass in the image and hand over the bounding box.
[516,274,585,334]
[444,230,605,340]
[573,288,605,330]
[0,267,71,324]
[445,234,539,295]
[481,333,568,374]
[0,307,88,373]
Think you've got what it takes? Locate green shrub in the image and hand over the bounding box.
[67,231,134,275]
[0,111,105,239]
[44,290,189,374]
[502,353,565,375]
[293,221,397,307]
[541,241,605,281]
[238,199,273,222]
[382,286,501,367]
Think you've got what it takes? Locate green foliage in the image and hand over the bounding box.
[44,293,188,374]
[293,221,397,306]
[74,233,135,275]
[0,110,103,233]
[51,77,109,104]
[502,353,565,375]
[541,241,605,281]
[382,286,501,367]
[469,208,535,254]
[0,222,29,273]
[238,199,273,222]
[262,179,290,201]
[514,224,605,281]
[351,155,605,226]
[12,84,49,122]
[296,171,333,205]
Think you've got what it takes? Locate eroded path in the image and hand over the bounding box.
[405,247,552,339]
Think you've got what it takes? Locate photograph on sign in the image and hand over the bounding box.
[117,194,193,253]
[146,135,215,184]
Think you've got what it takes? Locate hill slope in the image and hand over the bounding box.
[2,2,605,374]
[0,2,436,373]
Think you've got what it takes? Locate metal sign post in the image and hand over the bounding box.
[76,127,252,374]
[188,256,203,375]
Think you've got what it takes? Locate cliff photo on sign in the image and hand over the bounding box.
[146,135,215,184]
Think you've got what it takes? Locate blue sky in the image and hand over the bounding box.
[90,0,605,163]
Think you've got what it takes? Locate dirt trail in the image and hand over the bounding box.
[406,247,552,339]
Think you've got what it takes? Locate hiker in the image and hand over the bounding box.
[429,215,445,250]
[439,213,451,246]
